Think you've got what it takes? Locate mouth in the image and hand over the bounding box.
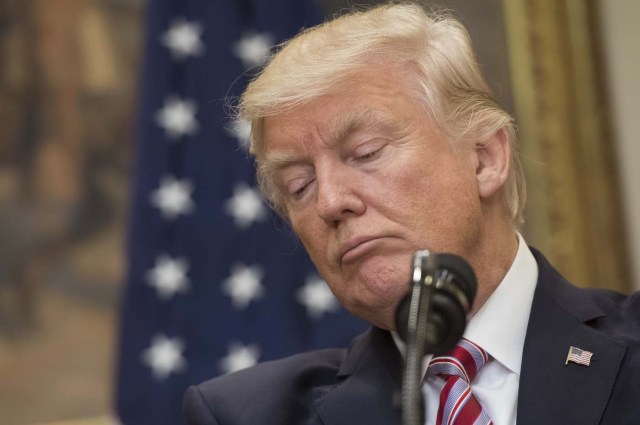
[339,236,382,265]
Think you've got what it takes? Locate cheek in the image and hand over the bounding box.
[291,216,330,266]
[376,163,441,223]
[383,159,481,248]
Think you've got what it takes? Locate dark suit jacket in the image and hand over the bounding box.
[184,249,640,424]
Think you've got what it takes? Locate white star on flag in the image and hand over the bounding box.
[232,32,274,69]
[219,342,261,374]
[146,255,189,300]
[222,263,265,309]
[155,96,199,139]
[160,18,205,60]
[226,118,251,150]
[296,275,340,319]
[150,176,195,219]
[141,335,187,380]
[223,183,267,229]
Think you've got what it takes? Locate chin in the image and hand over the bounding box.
[343,276,408,330]
[358,256,409,296]
[327,255,411,328]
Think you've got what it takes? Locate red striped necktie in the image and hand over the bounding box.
[427,338,493,425]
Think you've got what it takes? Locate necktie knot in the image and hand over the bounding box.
[427,338,493,425]
[427,338,490,383]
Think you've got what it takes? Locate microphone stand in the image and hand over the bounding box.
[401,251,437,425]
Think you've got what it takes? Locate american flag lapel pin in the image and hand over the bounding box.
[565,346,593,366]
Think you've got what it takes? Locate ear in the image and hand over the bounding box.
[475,129,510,199]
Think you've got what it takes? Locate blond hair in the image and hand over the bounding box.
[239,2,526,224]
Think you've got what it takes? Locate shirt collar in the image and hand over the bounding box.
[391,233,538,375]
[463,232,538,375]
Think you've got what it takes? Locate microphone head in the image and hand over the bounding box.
[435,253,477,309]
[395,252,477,355]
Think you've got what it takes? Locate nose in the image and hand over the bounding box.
[315,164,365,224]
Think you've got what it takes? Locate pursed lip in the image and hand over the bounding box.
[338,236,381,265]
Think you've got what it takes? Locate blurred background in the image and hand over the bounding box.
[0,0,638,424]
[0,0,142,423]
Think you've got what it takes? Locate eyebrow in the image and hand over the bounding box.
[327,108,385,143]
[260,108,398,178]
[259,150,306,182]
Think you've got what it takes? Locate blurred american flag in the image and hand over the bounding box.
[114,1,366,424]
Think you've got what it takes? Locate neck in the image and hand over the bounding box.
[468,218,519,316]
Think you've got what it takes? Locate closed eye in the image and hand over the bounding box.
[290,178,315,200]
[354,146,384,162]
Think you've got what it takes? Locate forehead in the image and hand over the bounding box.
[259,68,418,154]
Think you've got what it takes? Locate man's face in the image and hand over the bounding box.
[261,69,484,330]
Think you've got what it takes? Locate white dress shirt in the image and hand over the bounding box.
[393,233,539,425]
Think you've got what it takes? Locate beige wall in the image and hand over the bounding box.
[599,0,640,289]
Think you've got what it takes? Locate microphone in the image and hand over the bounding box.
[395,251,477,354]
[394,251,477,425]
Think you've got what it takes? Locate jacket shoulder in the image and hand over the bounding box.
[531,246,640,343]
[183,348,345,425]
[583,288,640,343]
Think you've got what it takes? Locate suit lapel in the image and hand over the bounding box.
[313,327,403,425]
[517,250,627,425]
